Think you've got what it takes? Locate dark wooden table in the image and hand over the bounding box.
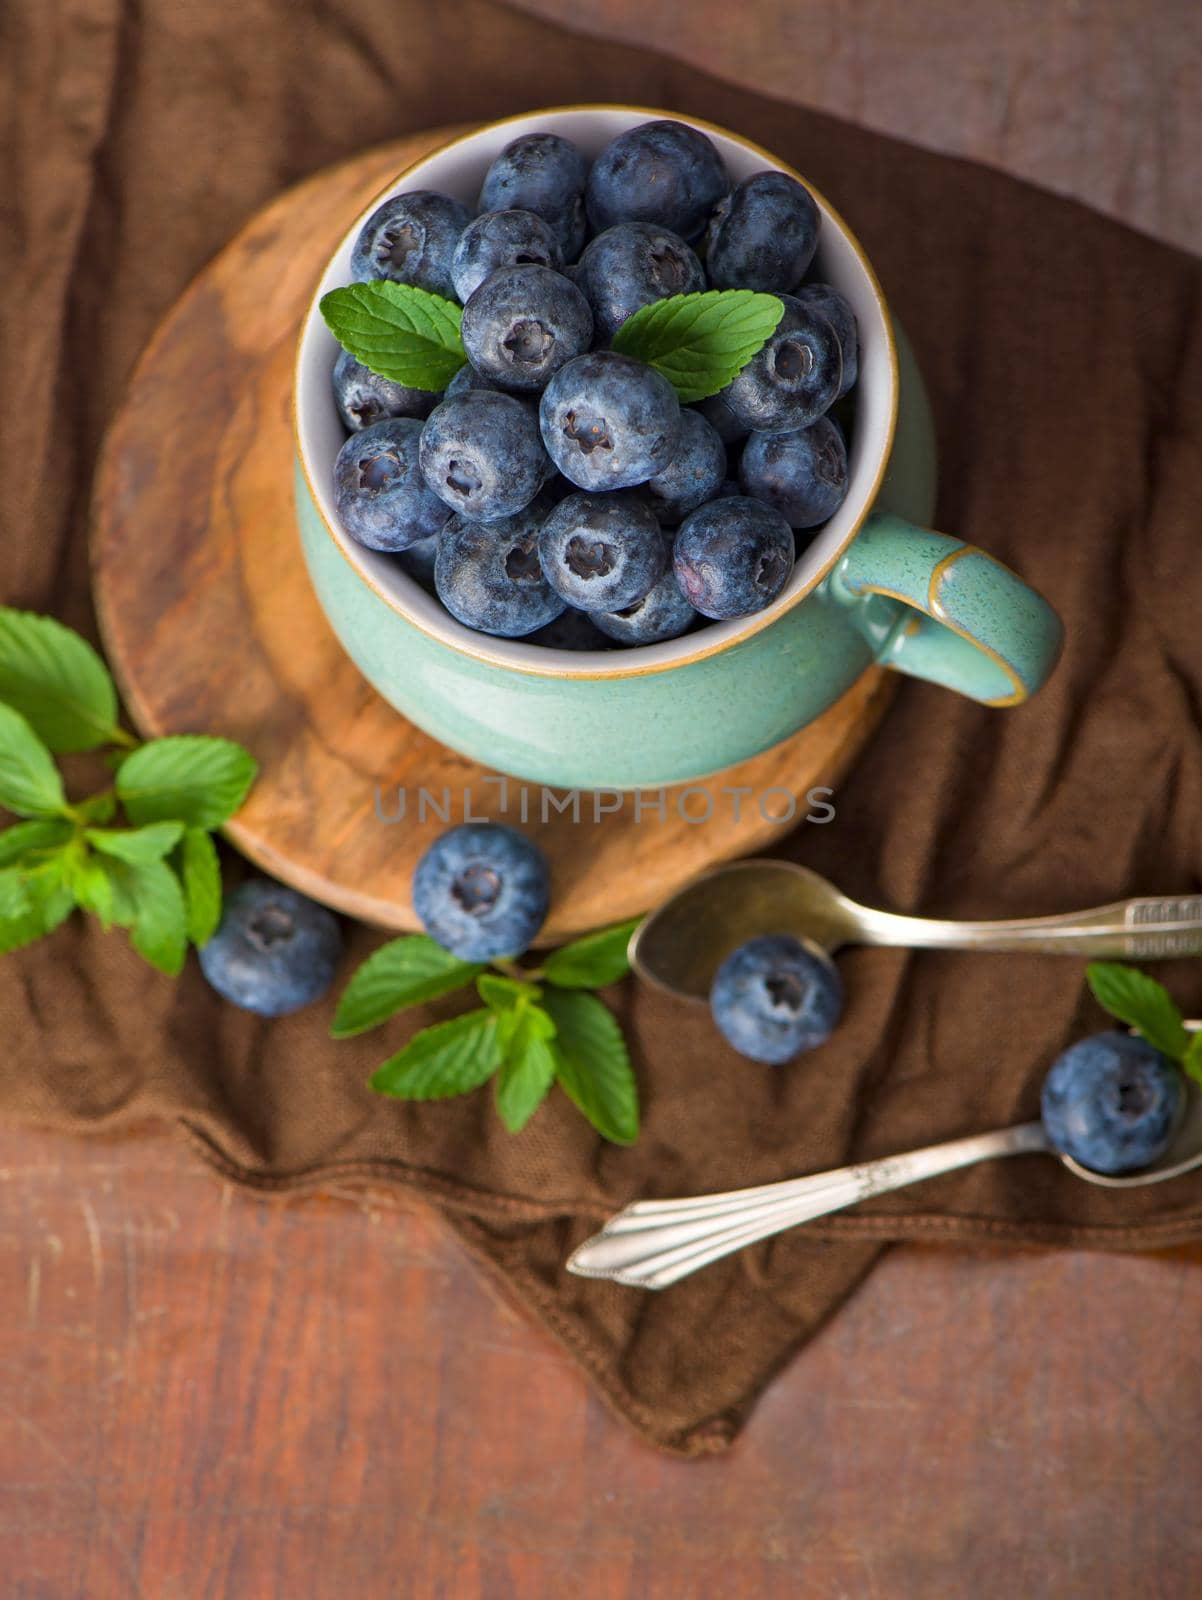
[5,3,1202,1595]
[5,1124,1202,1598]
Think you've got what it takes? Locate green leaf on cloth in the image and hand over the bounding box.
[543,987,639,1145]
[1086,961,1190,1062]
[0,703,68,817]
[370,1008,505,1100]
[115,735,257,829]
[0,608,125,752]
[332,935,485,1038]
[542,917,640,989]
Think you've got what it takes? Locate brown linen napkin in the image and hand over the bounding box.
[4,0,1202,1456]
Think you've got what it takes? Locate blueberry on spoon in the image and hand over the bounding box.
[709,933,843,1064]
[1040,1030,1183,1175]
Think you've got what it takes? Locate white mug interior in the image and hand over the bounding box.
[295,105,897,678]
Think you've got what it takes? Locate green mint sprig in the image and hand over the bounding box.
[612,289,785,402]
[319,279,784,404]
[1086,961,1202,1084]
[319,282,466,391]
[0,608,256,973]
[333,917,642,1144]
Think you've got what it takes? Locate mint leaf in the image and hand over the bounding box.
[0,855,74,953]
[0,609,124,752]
[85,821,184,863]
[332,935,484,1039]
[320,282,465,391]
[542,988,639,1145]
[611,290,785,403]
[495,1004,557,1133]
[0,818,72,867]
[476,975,547,1057]
[370,1008,503,1099]
[69,853,117,927]
[115,735,257,829]
[542,917,640,990]
[477,972,540,1011]
[1085,962,1190,1062]
[0,867,31,919]
[0,703,68,817]
[178,828,222,946]
[120,858,188,975]
[1184,1032,1202,1088]
[77,791,117,823]
[0,835,81,949]
[90,854,188,973]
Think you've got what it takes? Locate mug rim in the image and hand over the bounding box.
[294,103,899,682]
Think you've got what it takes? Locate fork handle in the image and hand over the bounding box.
[851,894,1202,958]
[567,1123,1050,1290]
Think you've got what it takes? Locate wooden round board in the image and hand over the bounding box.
[90,131,894,943]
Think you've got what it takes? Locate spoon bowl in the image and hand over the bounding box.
[630,861,856,1000]
[630,859,1202,1003]
[1060,1069,1202,1187]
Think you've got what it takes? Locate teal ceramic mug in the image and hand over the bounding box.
[294,106,1063,790]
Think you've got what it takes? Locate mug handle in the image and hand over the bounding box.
[828,513,1064,706]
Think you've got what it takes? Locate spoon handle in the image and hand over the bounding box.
[567,1123,1050,1290]
[850,894,1202,959]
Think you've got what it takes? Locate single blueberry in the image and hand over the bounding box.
[691,392,750,447]
[332,349,436,431]
[525,606,613,651]
[450,208,563,303]
[586,120,729,241]
[539,351,680,491]
[1041,1030,1183,1176]
[709,934,843,1064]
[350,191,472,298]
[705,171,820,293]
[642,409,727,524]
[538,491,666,613]
[461,265,593,394]
[721,293,843,433]
[434,497,565,638]
[793,282,859,397]
[333,418,452,552]
[574,223,706,341]
[419,390,548,521]
[740,416,849,529]
[198,880,343,1018]
[674,495,794,619]
[592,548,697,644]
[413,823,550,961]
[479,133,590,261]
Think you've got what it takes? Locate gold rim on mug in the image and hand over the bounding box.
[293,104,899,682]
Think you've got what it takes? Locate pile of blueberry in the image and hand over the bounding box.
[329,120,858,648]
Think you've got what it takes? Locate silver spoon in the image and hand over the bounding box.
[568,1058,1202,1291]
[631,860,1202,1002]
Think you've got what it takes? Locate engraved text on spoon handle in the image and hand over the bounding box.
[850,896,1202,958]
